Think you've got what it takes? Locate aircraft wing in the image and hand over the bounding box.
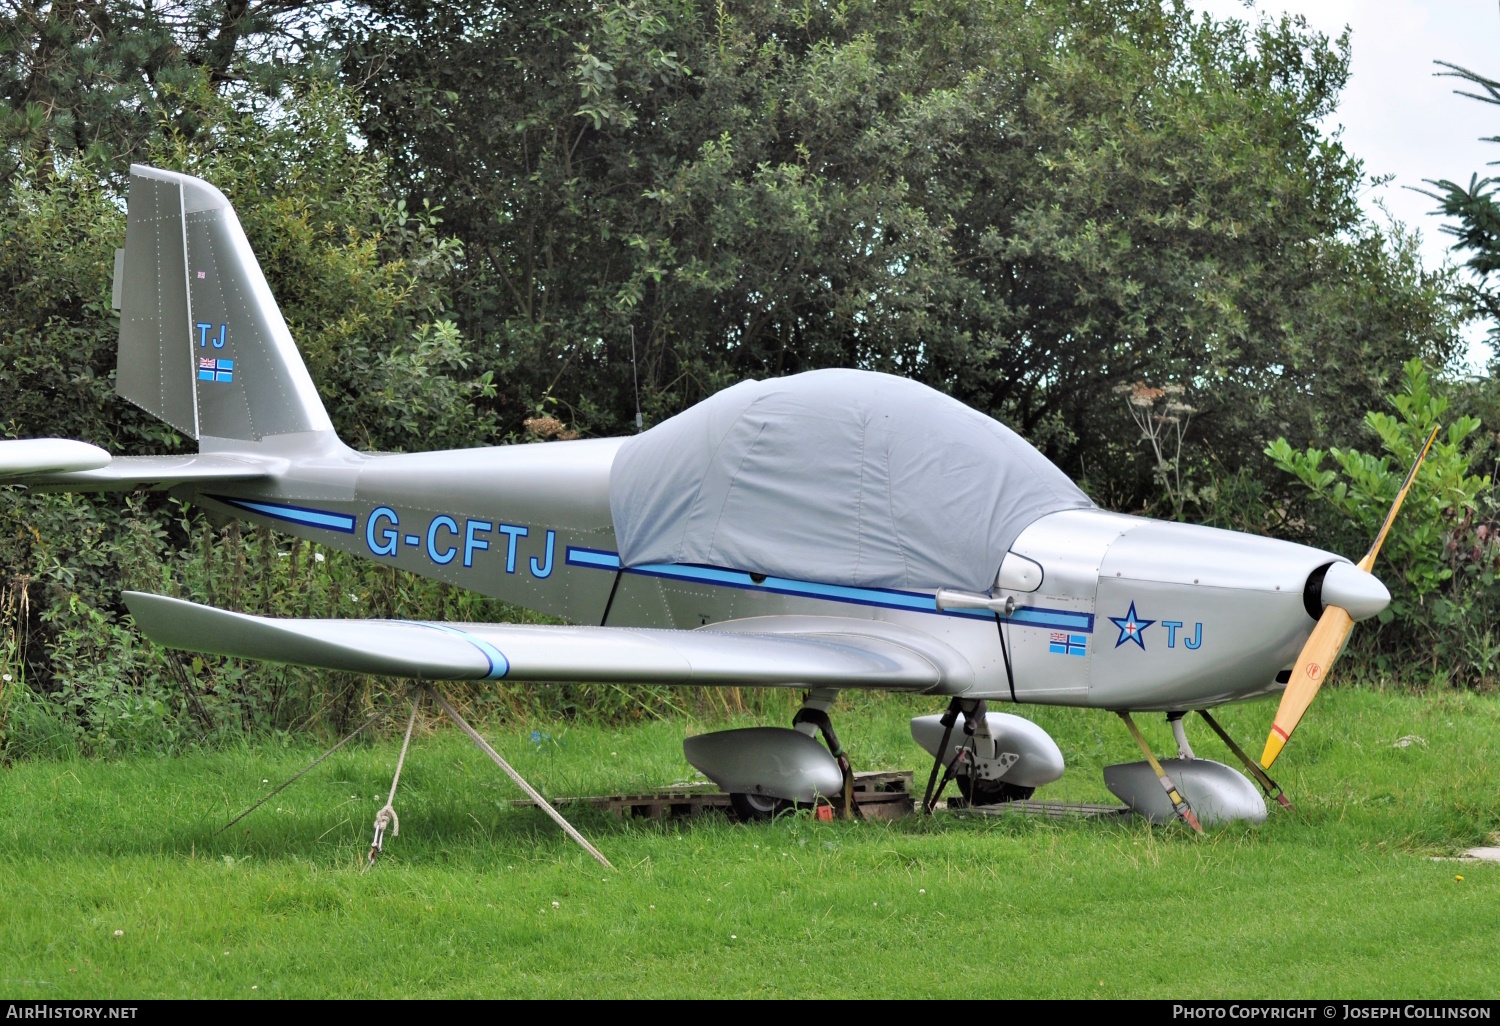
[0,440,282,490]
[123,592,969,693]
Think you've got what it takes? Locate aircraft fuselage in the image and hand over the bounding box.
[183,432,1344,712]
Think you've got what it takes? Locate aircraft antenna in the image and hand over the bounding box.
[630,325,643,432]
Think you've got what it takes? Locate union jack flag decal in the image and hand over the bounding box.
[198,357,234,383]
[1049,632,1087,657]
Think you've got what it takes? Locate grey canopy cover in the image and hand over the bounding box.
[608,369,1093,593]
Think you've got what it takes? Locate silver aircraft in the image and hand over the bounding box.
[0,166,1405,829]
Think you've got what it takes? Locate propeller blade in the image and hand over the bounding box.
[1261,605,1353,768]
[1260,425,1441,770]
[1358,425,1442,573]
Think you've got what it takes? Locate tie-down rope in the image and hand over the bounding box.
[365,691,422,871]
[216,684,611,872]
[425,686,613,869]
[217,696,402,836]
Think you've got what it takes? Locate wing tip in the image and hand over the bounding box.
[0,438,111,478]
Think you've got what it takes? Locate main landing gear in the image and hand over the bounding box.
[918,697,1004,813]
[1104,710,1292,828]
[683,689,857,822]
[912,697,1066,812]
[724,689,860,822]
[728,791,789,822]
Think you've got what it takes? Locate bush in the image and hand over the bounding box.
[1266,360,1500,687]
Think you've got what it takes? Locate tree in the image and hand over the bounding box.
[0,0,337,181]
[342,0,1461,509]
[1422,61,1500,355]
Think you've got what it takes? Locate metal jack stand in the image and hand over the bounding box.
[1198,710,1293,811]
[1117,711,1204,834]
[792,691,860,820]
[218,686,612,871]
[425,686,614,869]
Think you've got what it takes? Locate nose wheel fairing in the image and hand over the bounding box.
[1103,758,1267,825]
[1106,710,1288,826]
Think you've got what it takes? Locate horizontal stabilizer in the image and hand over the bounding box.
[23,453,283,491]
[123,592,957,689]
[0,439,111,479]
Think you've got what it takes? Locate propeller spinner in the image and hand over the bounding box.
[1260,426,1441,770]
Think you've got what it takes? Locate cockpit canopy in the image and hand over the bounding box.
[609,368,1093,593]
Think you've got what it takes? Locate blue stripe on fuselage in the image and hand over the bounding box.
[563,547,1094,633]
[210,496,357,534]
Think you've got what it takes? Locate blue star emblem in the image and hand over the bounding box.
[1109,601,1155,650]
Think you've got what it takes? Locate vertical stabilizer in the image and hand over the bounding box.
[117,170,198,437]
[115,165,333,444]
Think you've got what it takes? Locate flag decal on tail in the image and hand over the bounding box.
[198,358,234,383]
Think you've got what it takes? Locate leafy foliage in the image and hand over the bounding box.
[1421,61,1500,351]
[1268,361,1500,686]
[343,0,1462,498]
[0,0,332,179]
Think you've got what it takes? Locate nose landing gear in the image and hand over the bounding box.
[1116,711,1205,832]
[1105,710,1284,827]
[1169,711,1195,760]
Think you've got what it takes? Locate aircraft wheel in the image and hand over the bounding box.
[729,792,791,822]
[956,776,1035,806]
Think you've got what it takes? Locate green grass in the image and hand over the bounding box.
[2,686,1498,998]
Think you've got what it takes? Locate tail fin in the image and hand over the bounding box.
[113,165,333,446]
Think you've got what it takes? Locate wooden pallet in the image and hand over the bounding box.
[515,772,1132,823]
[960,799,1131,820]
[517,770,915,822]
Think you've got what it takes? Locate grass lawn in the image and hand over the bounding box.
[2,685,1498,998]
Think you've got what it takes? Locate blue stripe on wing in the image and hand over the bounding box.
[416,622,510,679]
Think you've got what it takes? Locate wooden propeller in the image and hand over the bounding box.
[1260,425,1441,770]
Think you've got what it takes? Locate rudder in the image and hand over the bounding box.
[114,165,333,445]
